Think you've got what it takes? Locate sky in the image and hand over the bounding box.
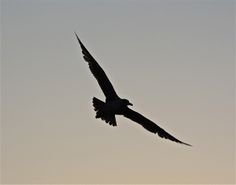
[1,0,235,184]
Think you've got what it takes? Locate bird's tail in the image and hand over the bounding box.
[92,97,105,112]
[92,97,117,126]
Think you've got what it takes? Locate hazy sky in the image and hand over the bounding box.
[1,0,235,184]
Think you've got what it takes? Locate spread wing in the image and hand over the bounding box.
[75,33,119,101]
[123,108,191,146]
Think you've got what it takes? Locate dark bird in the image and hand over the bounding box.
[75,33,191,146]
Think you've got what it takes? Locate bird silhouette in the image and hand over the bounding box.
[75,33,191,146]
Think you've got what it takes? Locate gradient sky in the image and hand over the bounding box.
[1,0,235,184]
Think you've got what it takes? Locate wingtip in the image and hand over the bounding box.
[74,31,80,42]
[181,141,192,147]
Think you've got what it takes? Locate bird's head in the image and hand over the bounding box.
[122,99,133,106]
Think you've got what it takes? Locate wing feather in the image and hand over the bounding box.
[123,108,191,146]
[75,33,119,101]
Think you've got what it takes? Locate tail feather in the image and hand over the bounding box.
[93,97,105,111]
[92,97,117,126]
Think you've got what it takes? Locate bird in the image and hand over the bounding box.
[75,32,191,146]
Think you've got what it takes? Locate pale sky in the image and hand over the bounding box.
[1,0,235,184]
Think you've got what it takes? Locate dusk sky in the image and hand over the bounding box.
[1,0,235,184]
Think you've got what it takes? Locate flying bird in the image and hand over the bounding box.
[75,33,191,146]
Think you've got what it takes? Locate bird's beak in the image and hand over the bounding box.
[128,102,133,106]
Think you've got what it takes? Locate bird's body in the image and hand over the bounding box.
[93,97,131,126]
[75,32,191,146]
[102,99,128,115]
